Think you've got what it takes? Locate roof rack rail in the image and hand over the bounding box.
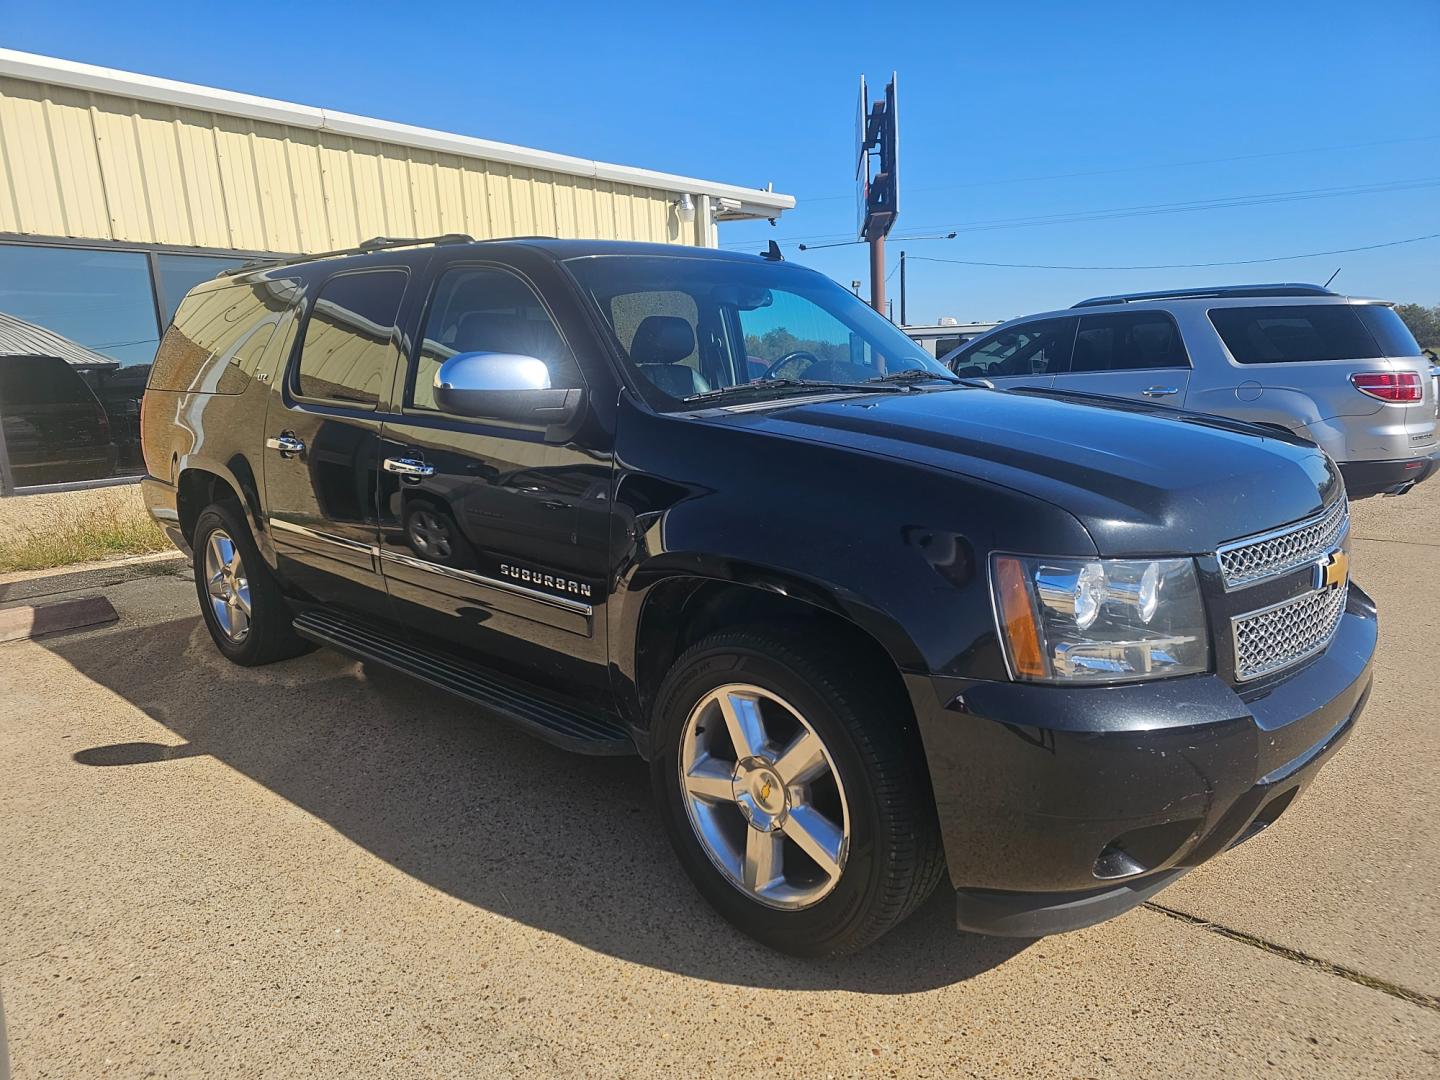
[1072,283,1336,308]
[220,233,475,277]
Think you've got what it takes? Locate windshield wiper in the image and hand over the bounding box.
[866,369,964,386]
[682,379,904,405]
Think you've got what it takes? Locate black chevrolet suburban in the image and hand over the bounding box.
[140,236,1375,955]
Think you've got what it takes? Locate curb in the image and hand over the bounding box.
[0,550,188,605]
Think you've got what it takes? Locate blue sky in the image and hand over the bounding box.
[5,0,1438,323]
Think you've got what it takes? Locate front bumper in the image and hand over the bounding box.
[910,584,1377,937]
[1338,450,1439,498]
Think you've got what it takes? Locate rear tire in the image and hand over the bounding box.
[651,626,945,956]
[192,502,312,667]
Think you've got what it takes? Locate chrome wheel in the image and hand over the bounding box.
[203,529,251,643]
[678,683,851,910]
[407,509,452,559]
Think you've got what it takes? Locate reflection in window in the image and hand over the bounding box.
[0,244,159,367]
[295,270,407,407]
[0,243,161,485]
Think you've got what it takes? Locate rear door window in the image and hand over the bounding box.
[1207,304,1405,363]
[1069,312,1188,372]
[294,270,408,407]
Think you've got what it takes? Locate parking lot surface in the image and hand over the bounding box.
[1,485,1437,1078]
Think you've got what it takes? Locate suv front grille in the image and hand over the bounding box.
[1216,497,1348,590]
[1232,582,1348,682]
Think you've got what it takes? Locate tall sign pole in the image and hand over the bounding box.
[870,234,886,315]
[857,73,899,314]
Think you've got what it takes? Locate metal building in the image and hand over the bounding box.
[0,48,794,494]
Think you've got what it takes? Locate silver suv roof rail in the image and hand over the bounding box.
[220,233,476,277]
[1072,283,1337,308]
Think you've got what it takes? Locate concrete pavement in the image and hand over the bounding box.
[0,485,1437,1078]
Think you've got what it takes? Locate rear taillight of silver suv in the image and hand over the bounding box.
[1350,371,1423,402]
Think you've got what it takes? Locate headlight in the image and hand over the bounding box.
[991,554,1210,683]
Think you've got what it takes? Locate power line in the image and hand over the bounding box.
[722,176,1440,250]
[903,178,1440,236]
[903,231,1440,272]
[792,133,1440,203]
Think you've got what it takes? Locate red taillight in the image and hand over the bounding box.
[1350,371,1423,402]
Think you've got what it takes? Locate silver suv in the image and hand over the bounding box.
[943,284,1438,498]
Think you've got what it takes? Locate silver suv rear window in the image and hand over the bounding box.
[1209,304,1420,364]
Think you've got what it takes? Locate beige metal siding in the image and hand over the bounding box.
[0,75,700,252]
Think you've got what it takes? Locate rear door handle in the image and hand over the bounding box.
[1142,386,1180,398]
[265,433,305,455]
[384,456,435,478]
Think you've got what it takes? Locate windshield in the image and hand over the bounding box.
[565,254,951,408]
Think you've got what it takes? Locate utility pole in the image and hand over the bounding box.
[899,250,907,326]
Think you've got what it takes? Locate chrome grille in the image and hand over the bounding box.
[1232,583,1347,682]
[1216,497,1349,590]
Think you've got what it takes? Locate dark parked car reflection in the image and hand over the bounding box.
[0,354,119,485]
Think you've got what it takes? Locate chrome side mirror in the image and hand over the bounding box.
[432,351,583,433]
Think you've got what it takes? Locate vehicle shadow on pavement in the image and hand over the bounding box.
[44,615,1031,992]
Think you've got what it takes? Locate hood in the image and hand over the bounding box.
[715,387,1341,556]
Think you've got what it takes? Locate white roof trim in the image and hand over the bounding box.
[0,49,795,219]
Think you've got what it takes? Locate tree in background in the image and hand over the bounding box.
[1394,303,1440,348]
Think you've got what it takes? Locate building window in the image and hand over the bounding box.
[155,253,248,326]
[0,244,160,487]
[0,241,250,491]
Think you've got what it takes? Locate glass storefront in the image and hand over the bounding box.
[0,240,248,491]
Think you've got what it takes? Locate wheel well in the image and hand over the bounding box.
[176,469,240,543]
[633,579,912,728]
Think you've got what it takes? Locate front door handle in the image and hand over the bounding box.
[1141,386,1180,398]
[265,433,306,456]
[384,456,435,478]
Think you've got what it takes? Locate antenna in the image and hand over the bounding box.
[1323,267,1342,288]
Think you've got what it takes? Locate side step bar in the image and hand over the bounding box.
[292,609,634,756]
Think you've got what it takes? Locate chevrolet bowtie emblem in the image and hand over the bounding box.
[1314,549,1349,590]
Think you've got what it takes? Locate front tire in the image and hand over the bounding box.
[651,627,945,956]
[192,502,311,667]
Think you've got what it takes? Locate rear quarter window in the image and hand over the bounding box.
[149,279,296,394]
[1354,305,1422,357]
[1207,304,1403,364]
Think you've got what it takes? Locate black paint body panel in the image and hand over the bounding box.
[139,238,1377,936]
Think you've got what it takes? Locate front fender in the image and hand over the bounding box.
[607,398,1097,697]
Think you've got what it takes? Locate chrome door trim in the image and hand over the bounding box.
[378,549,594,616]
[269,518,380,570]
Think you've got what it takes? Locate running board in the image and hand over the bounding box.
[292,609,634,756]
